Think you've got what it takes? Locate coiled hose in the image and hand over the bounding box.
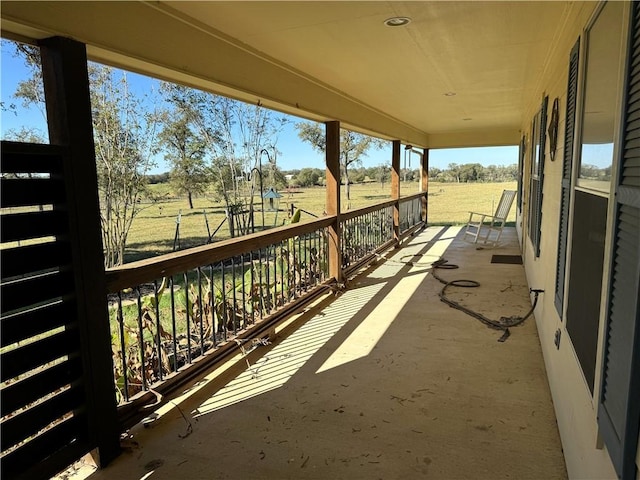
[430,258,542,342]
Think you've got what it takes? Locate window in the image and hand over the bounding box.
[577,1,625,193]
[597,1,640,478]
[567,0,626,397]
[531,112,540,179]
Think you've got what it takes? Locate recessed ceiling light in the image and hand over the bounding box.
[384,17,411,27]
[444,92,456,97]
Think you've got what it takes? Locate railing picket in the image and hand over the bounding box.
[242,254,248,328]
[183,272,192,364]
[169,275,178,373]
[197,268,204,357]
[231,257,238,335]
[265,246,271,315]
[296,234,302,297]
[135,287,147,392]
[321,230,324,282]
[303,234,308,292]
[221,263,227,341]
[153,279,163,381]
[116,292,128,402]
[324,229,329,282]
[249,250,255,326]
[279,242,285,307]
[258,248,264,320]
[209,264,216,347]
[288,241,293,300]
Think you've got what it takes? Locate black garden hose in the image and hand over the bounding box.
[430,258,543,342]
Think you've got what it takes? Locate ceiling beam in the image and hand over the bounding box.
[428,129,521,149]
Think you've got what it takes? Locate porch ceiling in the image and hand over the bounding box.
[1,1,571,148]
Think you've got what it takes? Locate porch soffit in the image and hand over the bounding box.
[1,1,572,148]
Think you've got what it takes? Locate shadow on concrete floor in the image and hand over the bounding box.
[76,226,566,480]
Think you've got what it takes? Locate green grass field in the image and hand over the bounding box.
[124,181,517,263]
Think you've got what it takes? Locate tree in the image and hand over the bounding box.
[9,42,47,118]
[376,164,391,188]
[295,168,320,187]
[351,168,366,183]
[90,65,160,266]
[261,147,289,191]
[296,122,385,202]
[266,164,288,190]
[159,105,209,209]
[146,172,170,184]
[2,126,46,145]
[429,167,442,180]
[459,163,481,182]
[159,85,288,235]
[1,41,48,142]
[223,102,287,234]
[448,163,461,183]
[10,41,160,267]
[2,128,48,202]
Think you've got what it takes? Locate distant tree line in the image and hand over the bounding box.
[429,163,518,183]
[146,172,171,184]
[276,162,519,187]
[145,161,520,188]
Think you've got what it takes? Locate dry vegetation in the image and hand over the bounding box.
[124,181,517,263]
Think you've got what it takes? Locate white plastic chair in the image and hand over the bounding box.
[463,190,516,246]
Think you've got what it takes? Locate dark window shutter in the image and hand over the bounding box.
[555,38,580,317]
[536,96,548,257]
[598,3,640,478]
[528,96,548,257]
[517,135,525,213]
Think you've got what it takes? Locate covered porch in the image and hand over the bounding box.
[75,226,565,479]
[8,2,639,478]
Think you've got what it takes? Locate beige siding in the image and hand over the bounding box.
[519,1,622,478]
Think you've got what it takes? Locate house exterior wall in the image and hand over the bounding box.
[518,1,630,478]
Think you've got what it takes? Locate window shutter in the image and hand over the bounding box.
[555,39,580,316]
[529,96,548,257]
[598,3,640,478]
[517,136,525,213]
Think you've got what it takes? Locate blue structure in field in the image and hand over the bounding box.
[263,187,282,211]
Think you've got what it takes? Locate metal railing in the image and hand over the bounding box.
[399,194,424,234]
[340,201,395,272]
[106,194,426,426]
[106,218,331,418]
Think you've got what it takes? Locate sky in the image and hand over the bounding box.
[1,39,518,174]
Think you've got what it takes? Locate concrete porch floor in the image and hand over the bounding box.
[80,226,566,480]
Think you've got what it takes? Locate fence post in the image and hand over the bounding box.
[325,121,342,282]
[226,207,235,238]
[391,140,401,244]
[421,148,429,223]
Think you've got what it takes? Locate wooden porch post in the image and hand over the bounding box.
[325,121,342,282]
[40,37,121,467]
[391,140,401,243]
[421,148,429,223]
